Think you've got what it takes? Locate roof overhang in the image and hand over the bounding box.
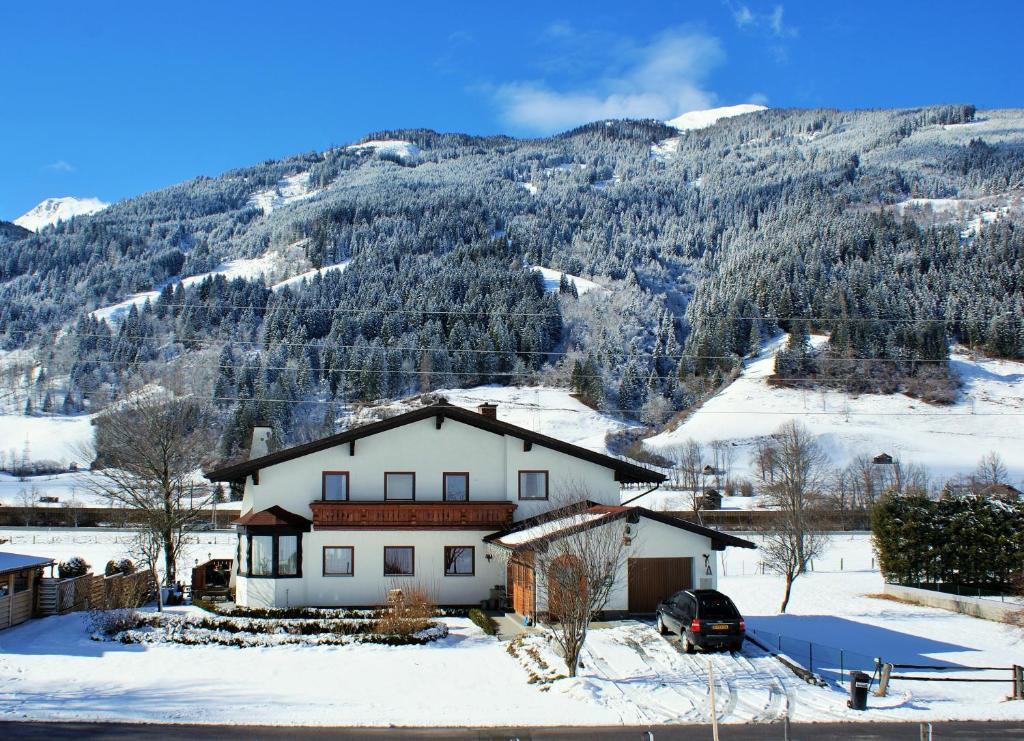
[205,402,666,486]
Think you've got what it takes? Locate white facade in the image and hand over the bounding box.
[216,405,749,610]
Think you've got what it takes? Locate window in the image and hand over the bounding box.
[443,472,469,501]
[277,535,299,576]
[322,471,349,501]
[237,531,303,578]
[385,472,415,500]
[323,546,354,576]
[518,470,549,500]
[444,546,475,576]
[251,535,274,576]
[237,534,248,575]
[383,546,414,576]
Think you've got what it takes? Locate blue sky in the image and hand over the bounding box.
[1,1,1021,219]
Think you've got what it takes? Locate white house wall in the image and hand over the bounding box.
[241,416,621,520]
[532,517,718,614]
[236,530,506,607]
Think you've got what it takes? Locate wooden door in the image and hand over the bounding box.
[627,557,692,614]
[507,552,535,617]
[547,555,585,621]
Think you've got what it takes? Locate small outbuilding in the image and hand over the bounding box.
[0,551,54,630]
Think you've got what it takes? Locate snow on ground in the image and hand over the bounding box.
[0,527,234,571]
[345,139,421,163]
[893,191,1023,236]
[437,385,630,453]
[271,260,350,292]
[718,532,1024,721]
[0,414,93,467]
[666,104,768,132]
[13,196,109,232]
[645,336,1024,496]
[248,172,323,214]
[531,266,605,295]
[1,530,1020,724]
[0,472,106,508]
[0,615,610,726]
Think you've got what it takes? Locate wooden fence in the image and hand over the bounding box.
[38,570,156,615]
[665,508,871,531]
[0,506,240,528]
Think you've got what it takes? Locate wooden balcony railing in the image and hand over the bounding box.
[310,500,517,530]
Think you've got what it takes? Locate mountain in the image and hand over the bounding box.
[0,104,1021,464]
[14,196,110,232]
[0,220,32,243]
[665,103,768,131]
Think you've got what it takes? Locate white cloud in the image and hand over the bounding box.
[44,160,75,173]
[733,5,754,27]
[492,29,725,133]
[730,3,798,38]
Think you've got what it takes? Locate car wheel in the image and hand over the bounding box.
[682,634,696,654]
[656,615,667,635]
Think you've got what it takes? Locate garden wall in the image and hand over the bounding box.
[883,583,1022,624]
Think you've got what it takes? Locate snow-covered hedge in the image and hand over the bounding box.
[90,612,449,648]
[193,601,470,620]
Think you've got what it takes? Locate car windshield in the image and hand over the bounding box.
[698,596,739,619]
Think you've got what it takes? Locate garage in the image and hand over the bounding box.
[627,557,692,613]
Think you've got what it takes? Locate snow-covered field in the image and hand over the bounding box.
[1,531,1022,725]
[531,265,605,296]
[0,414,93,467]
[645,336,1024,500]
[345,139,421,163]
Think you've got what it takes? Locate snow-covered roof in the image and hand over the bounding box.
[497,512,610,546]
[0,551,55,575]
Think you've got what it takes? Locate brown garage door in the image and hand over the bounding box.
[628,557,692,613]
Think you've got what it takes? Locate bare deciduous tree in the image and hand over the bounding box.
[80,394,213,593]
[974,451,1008,487]
[501,487,627,678]
[665,439,704,520]
[756,421,832,613]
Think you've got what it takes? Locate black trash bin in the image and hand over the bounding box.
[847,671,870,710]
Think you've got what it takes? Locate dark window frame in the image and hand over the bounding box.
[384,471,416,500]
[322,546,355,577]
[518,470,549,500]
[321,470,350,501]
[442,472,470,501]
[443,545,475,577]
[236,527,304,579]
[383,545,415,577]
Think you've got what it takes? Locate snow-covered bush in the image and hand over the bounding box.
[59,557,90,579]
[104,558,135,576]
[88,608,143,637]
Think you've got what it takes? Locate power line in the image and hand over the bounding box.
[9,329,960,363]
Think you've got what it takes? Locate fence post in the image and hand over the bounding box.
[840,650,845,683]
[809,642,814,674]
[1014,665,1023,700]
[919,722,932,741]
[877,663,892,697]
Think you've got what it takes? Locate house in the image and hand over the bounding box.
[204,401,755,613]
[0,551,54,630]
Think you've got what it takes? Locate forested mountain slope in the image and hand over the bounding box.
[1,105,1022,460]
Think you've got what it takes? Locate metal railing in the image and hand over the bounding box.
[746,626,878,686]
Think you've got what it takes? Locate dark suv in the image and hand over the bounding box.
[655,589,745,653]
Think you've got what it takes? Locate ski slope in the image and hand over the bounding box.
[531,266,605,295]
[646,337,1024,487]
[666,104,768,131]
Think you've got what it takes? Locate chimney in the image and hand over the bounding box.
[250,425,273,459]
[476,403,498,420]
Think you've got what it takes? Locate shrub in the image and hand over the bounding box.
[739,480,754,497]
[468,608,498,636]
[59,556,90,579]
[373,586,437,636]
[104,558,135,576]
[88,608,142,636]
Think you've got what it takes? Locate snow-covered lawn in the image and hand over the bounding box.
[1,529,1022,724]
[645,336,1024,501]
[0,414,93,467]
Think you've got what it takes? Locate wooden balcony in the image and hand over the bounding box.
[310,500,517,530]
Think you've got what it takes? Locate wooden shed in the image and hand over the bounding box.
[0,551,54,630]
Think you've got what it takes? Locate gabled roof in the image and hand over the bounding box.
[484,501,756,551]
[205,402,665,485]
[232,505,312,531]
[0,551,55,577]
